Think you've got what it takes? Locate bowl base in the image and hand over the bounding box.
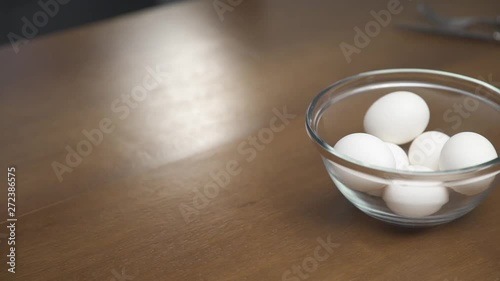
[331,177,485,227]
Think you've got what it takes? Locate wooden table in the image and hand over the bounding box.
[1,0,499,280]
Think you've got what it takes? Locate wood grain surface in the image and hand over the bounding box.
[0,0,499,280]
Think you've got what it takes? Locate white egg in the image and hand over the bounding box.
[385,142,409,169]
[383,165,449,218]
[404,164,435,172]
[448,172,498,196]
[439,132,497,170]
[333,133,396,192]
[439,132,498,195]
[408,131,450,170]
[364,91,430,144]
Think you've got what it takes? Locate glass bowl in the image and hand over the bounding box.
[306,69,500,227]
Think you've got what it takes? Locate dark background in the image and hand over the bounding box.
[0,0,181,46]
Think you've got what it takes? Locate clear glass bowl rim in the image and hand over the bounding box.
[305,68,500,180]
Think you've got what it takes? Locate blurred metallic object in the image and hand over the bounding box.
[396,3,500,43]
[418,3,500,29]
[397,23,500,43]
